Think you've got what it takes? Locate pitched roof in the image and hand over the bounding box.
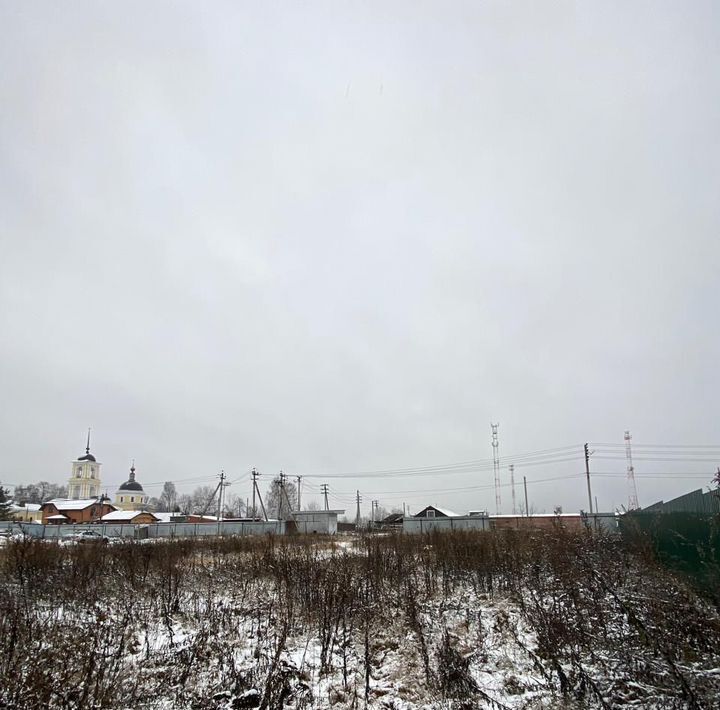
[10,503,41,512]
[100,510,157,522]
[414,505,461,518]
[43,498,107,511]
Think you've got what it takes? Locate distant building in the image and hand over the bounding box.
[9,503,42,523]
[490,512,617,533]
[67,430,102,499]
[378,512,403,529]
[100,510,158,524]
[292,509,345,534]
[41,498,115,524]
[413,505,461,518]
[114,463,150,511]
[404,506,489,533]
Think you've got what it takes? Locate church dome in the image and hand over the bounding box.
[117,464,144,492]
[78,430,96,461]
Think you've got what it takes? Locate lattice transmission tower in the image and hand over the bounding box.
[624,430,640,510]
[491,423,501,515]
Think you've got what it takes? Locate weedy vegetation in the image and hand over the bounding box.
[1,526,719,709]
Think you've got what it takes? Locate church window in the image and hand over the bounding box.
[91,467,95,477]
[131,497,135,503]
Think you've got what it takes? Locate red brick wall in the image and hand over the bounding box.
[42,503,115,524]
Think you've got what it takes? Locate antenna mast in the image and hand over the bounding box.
[624,431,640,510]
[509,463,516,514]
[491,423,501,514]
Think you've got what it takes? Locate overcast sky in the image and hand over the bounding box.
[1,1,718,515]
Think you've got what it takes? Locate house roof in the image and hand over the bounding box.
[414,505,461,518]
[100,510,157,522]
[46,514,69,520]
[43,498,110,512]
[10,503,41,512]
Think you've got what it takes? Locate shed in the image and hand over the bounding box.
[99,510,159,524]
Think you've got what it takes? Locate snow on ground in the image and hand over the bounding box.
[115,572,578,709]
[2,533,719,708]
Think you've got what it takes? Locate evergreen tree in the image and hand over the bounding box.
[0,485,13,521]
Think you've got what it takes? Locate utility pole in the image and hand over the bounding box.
[509,464,517,515]
[216,469,226,535]
[296,475,302,511]
[321,484,329,511]
[355,490,362,529]
[491,423,501,515]
[371,500,379,528]
[624,431,640,510]
[523,476,529,517]
[279,471,296,526]
[279,471,286,519]
[251,468,268,521]
[251,468,258,520]
[584,443,594,514]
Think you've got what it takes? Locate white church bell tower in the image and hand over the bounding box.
[68,429,102,499]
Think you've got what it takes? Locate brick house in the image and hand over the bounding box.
[41,498,116,524]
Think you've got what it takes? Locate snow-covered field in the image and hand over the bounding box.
[1,531,718,709]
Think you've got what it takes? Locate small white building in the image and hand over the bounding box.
[292,510,345,534]
[9,503,42,522]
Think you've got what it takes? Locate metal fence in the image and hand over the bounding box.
[642,488,720,515]
[0,520,285,539]
[402,515,491,534]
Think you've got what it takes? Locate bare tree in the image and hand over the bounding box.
[223,493,245,518]
[190,485,218,514]
[265,478,297,519]
[177,494,193,515]
[12,481,67,504]
[158,481,178,512]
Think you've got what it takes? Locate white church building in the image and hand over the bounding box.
[67,430,102,499]
[65,431,150,512]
